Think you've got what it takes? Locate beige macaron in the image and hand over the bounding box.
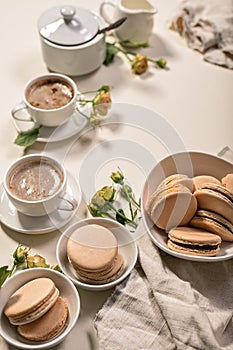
[17,297,68,341]
[193,175,221,191]
[194,183,233,224]
[4,278,59,325]
[67,224,118,272]
[168,226,221,257]
[148,183,197,231]
[190,209,233,242]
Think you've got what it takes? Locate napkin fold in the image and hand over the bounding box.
[95,232,233,349]
[168,0,233,69]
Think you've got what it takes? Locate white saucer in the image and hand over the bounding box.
[13,109,87,143]
[0,172,81,234]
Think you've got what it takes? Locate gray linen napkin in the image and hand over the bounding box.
[168,0,233,69]
[95,233,233,350]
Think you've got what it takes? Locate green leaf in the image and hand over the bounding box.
[0,266,12,288]
[14,127,40,147]
[119,40,150,48]
[116,208,126,226]
[104,43,120,65]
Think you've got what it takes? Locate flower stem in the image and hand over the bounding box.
[79,89,100,95]
[107,203,137,228]
[77,99,94,104]
[122,184,134,220]
[76,105,90,121]
[131,197,141,210]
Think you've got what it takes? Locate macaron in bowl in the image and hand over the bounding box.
[141,151,233,261]
[0,268,80,349]
[56,217,138,291]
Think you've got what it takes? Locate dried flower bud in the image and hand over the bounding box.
[111,171,124,184]
[91,186,115,210]
[156,58,167,69]
[100,186,116,202]
[13,245,29,264]
[131,54,148,75]
[93,91,112,116]
[27,254,49,268]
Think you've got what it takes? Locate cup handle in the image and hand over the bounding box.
[11,101,33,122]
[58,192,78,212]
[100,0,117,24]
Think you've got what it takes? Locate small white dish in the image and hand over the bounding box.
[0,268,80,350]
[13,109,87,143]
[141,151,233,262]
[56,217,138,291]
[0,172,81,234]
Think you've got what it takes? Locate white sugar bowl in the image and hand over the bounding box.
[38,5,107,76]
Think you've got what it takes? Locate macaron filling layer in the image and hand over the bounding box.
[168,240,219,251]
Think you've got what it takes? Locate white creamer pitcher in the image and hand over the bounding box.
[100,0,157,43]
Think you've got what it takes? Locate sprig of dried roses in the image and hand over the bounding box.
[88,168,141,231]
[0,244,61,288]
[14,85,112,147]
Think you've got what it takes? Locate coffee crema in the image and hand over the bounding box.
[8,160,63,201]
[26,79,74,110]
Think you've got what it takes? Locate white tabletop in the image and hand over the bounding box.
[0,1,232,349]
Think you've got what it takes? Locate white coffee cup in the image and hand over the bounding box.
[3,154,77,217]
[100,0,156,43]
[11,73,78,127]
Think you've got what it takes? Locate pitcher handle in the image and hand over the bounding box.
[100,0,117,24]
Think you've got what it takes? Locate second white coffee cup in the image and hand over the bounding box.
[11,73,78,128]
[3,154,78,217]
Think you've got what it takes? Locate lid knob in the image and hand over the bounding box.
[60,6,76,22]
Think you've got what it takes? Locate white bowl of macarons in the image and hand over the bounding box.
[56,217,138,291]
[0,268,80,349]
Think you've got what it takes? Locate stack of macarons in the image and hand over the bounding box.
[190,175,233,242]
[4,277,68,341]
[147,172,233,256]
[67,224,124,285]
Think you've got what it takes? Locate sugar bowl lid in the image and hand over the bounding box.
[38,5,100,46]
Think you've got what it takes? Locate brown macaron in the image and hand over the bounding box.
[221,173,233,193]
[4,278,59,325]
[148,183,197,231]
[167,226,221,257]
[193,175,221,191]
[17,297,68,341]
[194,183,233,224]
[190,209,233,242]
[67,224,124,284]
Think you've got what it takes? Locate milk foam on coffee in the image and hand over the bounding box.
[26,79,73,110]
[8,160,63,201]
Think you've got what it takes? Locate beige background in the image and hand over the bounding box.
[0,1,232,349]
